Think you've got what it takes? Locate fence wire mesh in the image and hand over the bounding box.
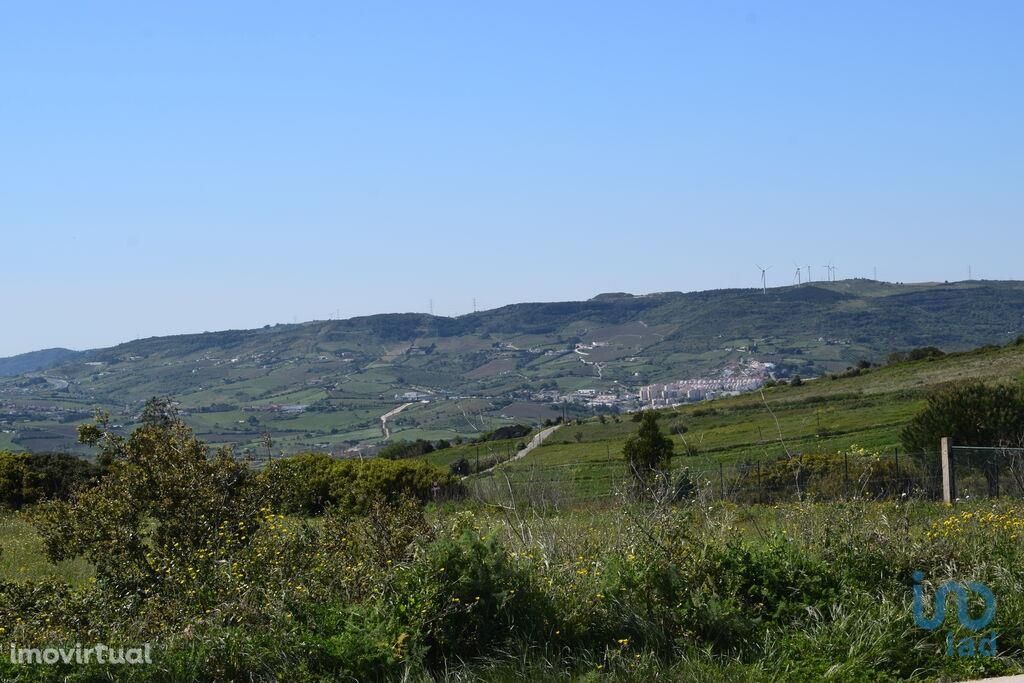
[950,445,1024,500]
[465,449,949,508]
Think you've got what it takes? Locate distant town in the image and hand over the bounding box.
[525,357,775,412]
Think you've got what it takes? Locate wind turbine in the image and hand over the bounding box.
[793,263,802,285]
[806,264,812,283]
[756,264,772,294]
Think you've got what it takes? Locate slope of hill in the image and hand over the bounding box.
[2,279,1023,456]
[476,339,1024,500]
[0,348,82,377]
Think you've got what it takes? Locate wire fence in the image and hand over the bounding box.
[950,445,1024,500]
[465,449,956,508]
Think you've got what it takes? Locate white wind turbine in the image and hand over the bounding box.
[756,264,772,294]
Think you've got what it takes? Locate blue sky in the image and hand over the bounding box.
[2,2,1022,356]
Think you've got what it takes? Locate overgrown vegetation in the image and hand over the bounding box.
[377,439,438,460]
[6,356,1024,680]
[262,451,461,515]
[5,423,1024,681]
[0,452,101,510]
[902,381,1024,454]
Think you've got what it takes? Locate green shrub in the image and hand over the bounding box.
[902,381,1024,453]
[392,526,553,666]
[262,454,464,516]
[261,452,337,514]
[313,605,409,681]
[31,413,266,599]
[327,459,462,515]
[707,539,840,627]
[378,439,435,460]
[0,452,32,509]
[0,452,100,510]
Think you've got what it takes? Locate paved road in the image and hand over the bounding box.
[471,424,562,477]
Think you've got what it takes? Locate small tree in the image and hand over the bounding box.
[903,382,1024,452]
[623,411,674,498]
[33,404,267,597]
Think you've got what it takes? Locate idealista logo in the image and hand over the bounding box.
[912,571,997,657]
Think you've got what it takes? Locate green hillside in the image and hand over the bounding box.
[2,279,1023,456]
[0,347,82,377]
[471,339,1024,500]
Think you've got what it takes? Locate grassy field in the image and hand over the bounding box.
[0,513,93,587]
[4,496,1024,681]
[470,342,1024,499]
[420,436,531,470]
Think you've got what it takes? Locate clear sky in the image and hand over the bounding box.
[2,2,1022,356]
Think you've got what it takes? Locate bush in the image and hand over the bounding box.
[888,346,945,364]
[263,455,463,516]
[31,411,266,599]
[378,439,435,460]
[707,539,840,627]
[0,452,32,509]
[260,452,337,514]
[25,452,102,500]
[902,381,1024,454]
[624,412,674,495]
[327,459,462,514]
[392,525,553,665]
[480,424,531,442]
[313,605,408,681]
[0,452,100,509]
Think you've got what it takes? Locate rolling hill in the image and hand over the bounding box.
[0,348,82,377]
[2,279,1023,456]
[467,337,1024,502]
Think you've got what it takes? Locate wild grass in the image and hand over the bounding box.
[3,498,1022,681]
[0,512,93,586]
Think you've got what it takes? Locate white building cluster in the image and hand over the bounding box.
[638,360,775,408]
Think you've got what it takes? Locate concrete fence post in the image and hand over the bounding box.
[941,437,956,505]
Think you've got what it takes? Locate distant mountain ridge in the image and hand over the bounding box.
[3,279,1024,455]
